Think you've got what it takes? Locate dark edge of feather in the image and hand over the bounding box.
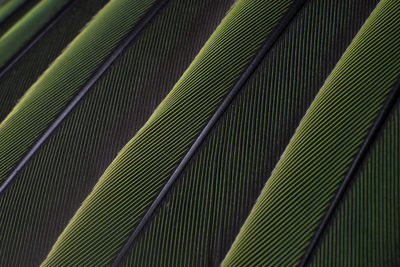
[0,0,170,195]
[300,76,400,266]
[111,0,308,266]
[0,0,77,79]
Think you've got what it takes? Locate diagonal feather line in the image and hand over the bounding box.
[0,0,169,196]
[300,76,400,266]
[0,0,77,80]
[111,0,308,265]
[0,0,29,26]
[0,0,36,33]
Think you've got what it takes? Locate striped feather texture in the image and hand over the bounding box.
[42,0,299,265]
[0,0,397,266]
[0,0,110,122]
[0,0,158,184]
[0,0,71,67]
[0,0,110,121]
[119,0,380,265]
[0,0,235,265]
[222,0,400,265]
[310,101,400,266]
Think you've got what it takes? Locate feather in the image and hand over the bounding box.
[0,0,109,121]
[0,0,72,67]
[41,0,300,265]
[0,0,236,265]
[223,1,400,265]
[0,0,398,266]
